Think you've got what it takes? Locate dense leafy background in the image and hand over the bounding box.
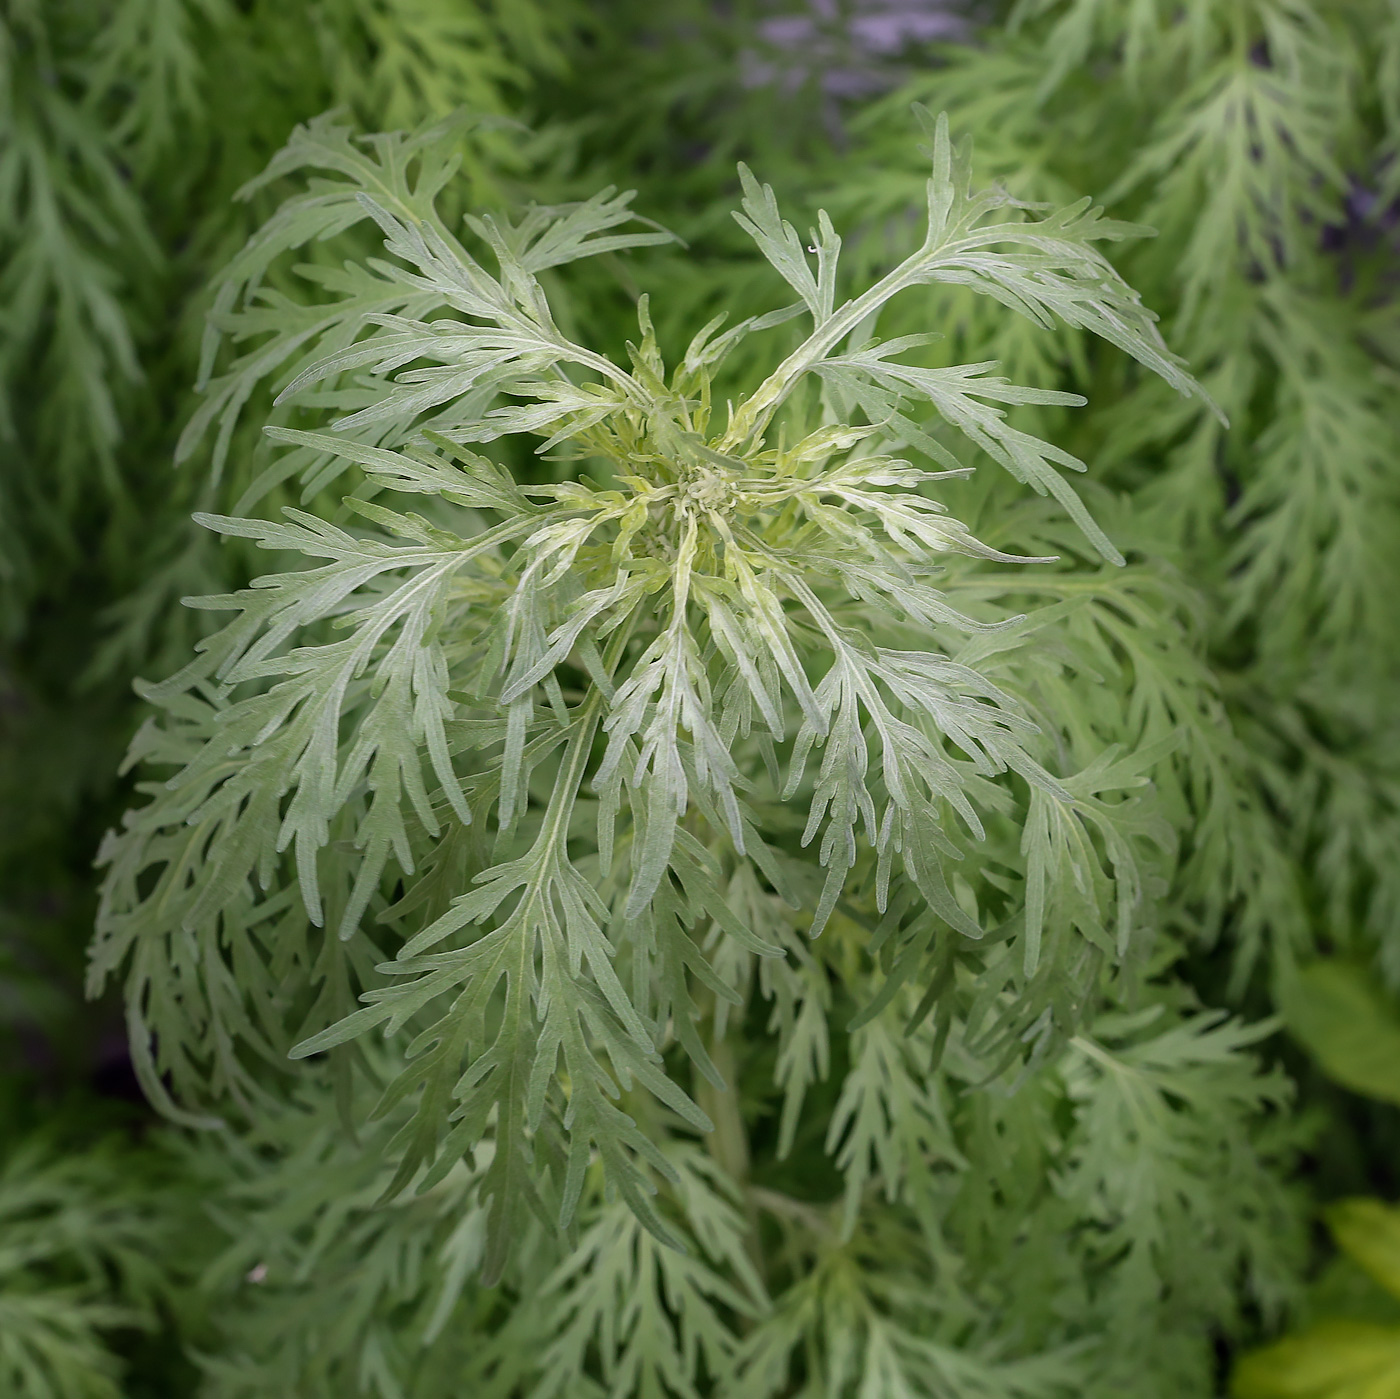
[2,0,1399,1394]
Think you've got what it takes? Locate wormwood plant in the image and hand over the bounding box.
[94,101,1239,1292]
[0,0,1386,1393]
[0,0,1344,1389]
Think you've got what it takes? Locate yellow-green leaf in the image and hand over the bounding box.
[1283,963,1400,1106]
[1233,1321,1400,1399]
[1330,1202,1400,1303]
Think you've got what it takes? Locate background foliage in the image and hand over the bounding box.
[2,0,1398,1394]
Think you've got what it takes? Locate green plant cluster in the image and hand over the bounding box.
[2,1,1399,1395]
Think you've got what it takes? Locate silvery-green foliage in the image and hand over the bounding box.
[179,985,1301,1399]
[0,0,1366,1391]
[820,0,1400,989]
[92,107,1212,1279]
[180,1070,771,1398]
[0,0,576,1034]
